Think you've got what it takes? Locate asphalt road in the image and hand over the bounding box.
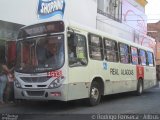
[1,86,160,120]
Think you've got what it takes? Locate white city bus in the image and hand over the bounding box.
[14,21,156,106]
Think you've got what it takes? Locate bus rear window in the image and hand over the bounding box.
[18,21,64,38]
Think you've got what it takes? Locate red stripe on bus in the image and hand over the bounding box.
[136,65,144,80]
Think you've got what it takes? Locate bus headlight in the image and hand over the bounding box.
[48,76,65,89]
[15,80,22,88]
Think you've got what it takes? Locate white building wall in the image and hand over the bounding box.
[0,0,155,49]
[66,0,97,28]
[96,14,134,41]
[0,0,38,25]
[122,0,147,34]
[96,0,154,48]
[0,0,97,28]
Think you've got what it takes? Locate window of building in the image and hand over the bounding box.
[119,43,130,64]
[88,34,103,60]
[139,49,146,66]
[97,0,122,22]
[104,38,118,62]
[131,46,138,65]
[68,32,88,67]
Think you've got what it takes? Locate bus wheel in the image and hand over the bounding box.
[136,80,143,96]
[88,81,101,106]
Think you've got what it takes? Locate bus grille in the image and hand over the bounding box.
[20,77,50,83]
[26,91,45,96]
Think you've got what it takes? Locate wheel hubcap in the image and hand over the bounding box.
[91,87,99,100]
[139,84,142,93]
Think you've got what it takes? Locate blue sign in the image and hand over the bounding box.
[38,0,65,19]
[103,62,108,70]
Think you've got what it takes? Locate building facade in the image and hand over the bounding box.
[0,0,155,51]
[147,21,160,80]
[97,0,155,50]
[148,21,160,65]
[0,20,23,66]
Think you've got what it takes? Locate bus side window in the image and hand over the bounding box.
[119,43,130,64]
[131,46,138,65]
[104,38,118,62]
[146,51,154,66]
[67,32,88,67]
[139,49,147,66]
[88,34,103,60]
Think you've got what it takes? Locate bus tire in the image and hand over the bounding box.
[136,80,143,96]
[87,81,101,106]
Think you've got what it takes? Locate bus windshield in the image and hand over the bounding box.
[15,35,64,73]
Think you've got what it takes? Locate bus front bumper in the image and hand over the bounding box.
[14,85,68,101]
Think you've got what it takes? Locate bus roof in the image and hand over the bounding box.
[18,20,154,53]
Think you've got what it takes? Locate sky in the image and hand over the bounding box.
[145,0,160,23]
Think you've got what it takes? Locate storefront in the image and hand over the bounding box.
[0,20,23,67]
